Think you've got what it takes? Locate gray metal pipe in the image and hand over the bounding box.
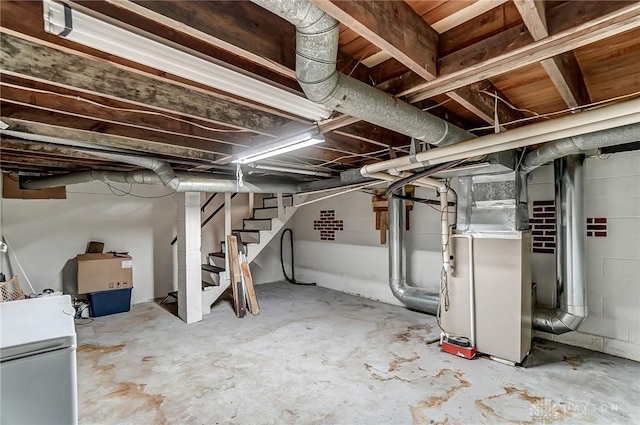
[250,0,472,146]
[524,124,640,334]
[533,155,587,334]
[85,151,180,190]
[388,191,440,314]
[520,123,640,175]
[22,170,301,193]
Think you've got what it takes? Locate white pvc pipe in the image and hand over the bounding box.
[452,234,476,347]
[365,172,453,274]
[361,97,640,176]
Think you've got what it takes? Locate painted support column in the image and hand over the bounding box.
[177,192,202,324]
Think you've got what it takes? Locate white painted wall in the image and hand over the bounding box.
[528,151,640,361]
[288,186,445,306]
[1,180,177,304]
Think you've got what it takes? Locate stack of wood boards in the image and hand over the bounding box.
[226,235,260,318]
[371,186,414,244]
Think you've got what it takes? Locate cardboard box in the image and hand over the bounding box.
[77,253,133,294]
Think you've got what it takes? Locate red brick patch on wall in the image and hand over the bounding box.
[313,210,344,241]
[531,201,608,254]
[587,217,608,237]
[531,200,556,254]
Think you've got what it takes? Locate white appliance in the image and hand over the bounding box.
[0,295,78,425]
[440,232,532,364]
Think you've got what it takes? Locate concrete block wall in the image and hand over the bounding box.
[528,151,640,361]
[274,152,640,361]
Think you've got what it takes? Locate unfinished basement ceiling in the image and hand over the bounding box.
[1,0,639,177]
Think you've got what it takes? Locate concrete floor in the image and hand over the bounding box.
[76,282,639,424]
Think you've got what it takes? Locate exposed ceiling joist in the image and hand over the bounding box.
[1,118,222,162]
[0,83,250,151]
[0,32,292,136]
[311,0,522,127]
[514,0,591,108]
[406,3,640,103]
[103,0,297,79]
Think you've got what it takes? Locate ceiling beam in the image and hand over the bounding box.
[361,0,510,67]
[405,2,640,103]
[311,0,438,78]
[514,0,591,108]
[0,153,134,172]
[0,138,209,169]
[0,104,239,156]
[377,1,638,99]
[0,117,222,163]
[2,0,299,91]
[0,32,292,136]
[114,0,295,77]
[311,0,521,127]
[0,82,250,150]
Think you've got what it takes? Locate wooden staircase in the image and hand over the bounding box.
[200,194,304,314]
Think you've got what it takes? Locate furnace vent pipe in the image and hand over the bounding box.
[532,155,587,334]
[84,151,180,190]
[250,0,472,146]
[388,193,440,313]
[369,170,453,314]
[523,124,640,334]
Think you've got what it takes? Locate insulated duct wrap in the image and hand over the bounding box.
[250,0,472,146]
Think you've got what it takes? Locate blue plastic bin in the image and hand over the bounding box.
[88,288,132,317]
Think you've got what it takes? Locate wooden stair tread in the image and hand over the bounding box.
[201,264,225,274]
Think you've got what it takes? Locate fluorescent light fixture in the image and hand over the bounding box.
[233,132,324,164]
[251,164,333,178]
[42,0,331,122]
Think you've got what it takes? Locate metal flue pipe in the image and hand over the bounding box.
[250,0,472,146]
[533,155,587,334]
[522,124,640,334]
[388,193,440,313]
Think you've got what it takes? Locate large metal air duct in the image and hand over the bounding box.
[21,170,301,193]
[388,193,440,313]
[249,0,472,146]
[523,123,640,334]
[533,155,587,334]
[520,122,640,175]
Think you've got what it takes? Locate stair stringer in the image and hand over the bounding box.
[201,194,306,314]
[246,195,307,264]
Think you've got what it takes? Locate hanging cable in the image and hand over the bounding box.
[280,228,315,286]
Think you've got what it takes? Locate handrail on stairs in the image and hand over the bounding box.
[170,193,238,246]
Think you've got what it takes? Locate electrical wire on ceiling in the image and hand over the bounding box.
[0,83,253,135]
[480,88,541,117]
[468,90,640,132]
[421,99,452,112]
[99,179,176,199]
